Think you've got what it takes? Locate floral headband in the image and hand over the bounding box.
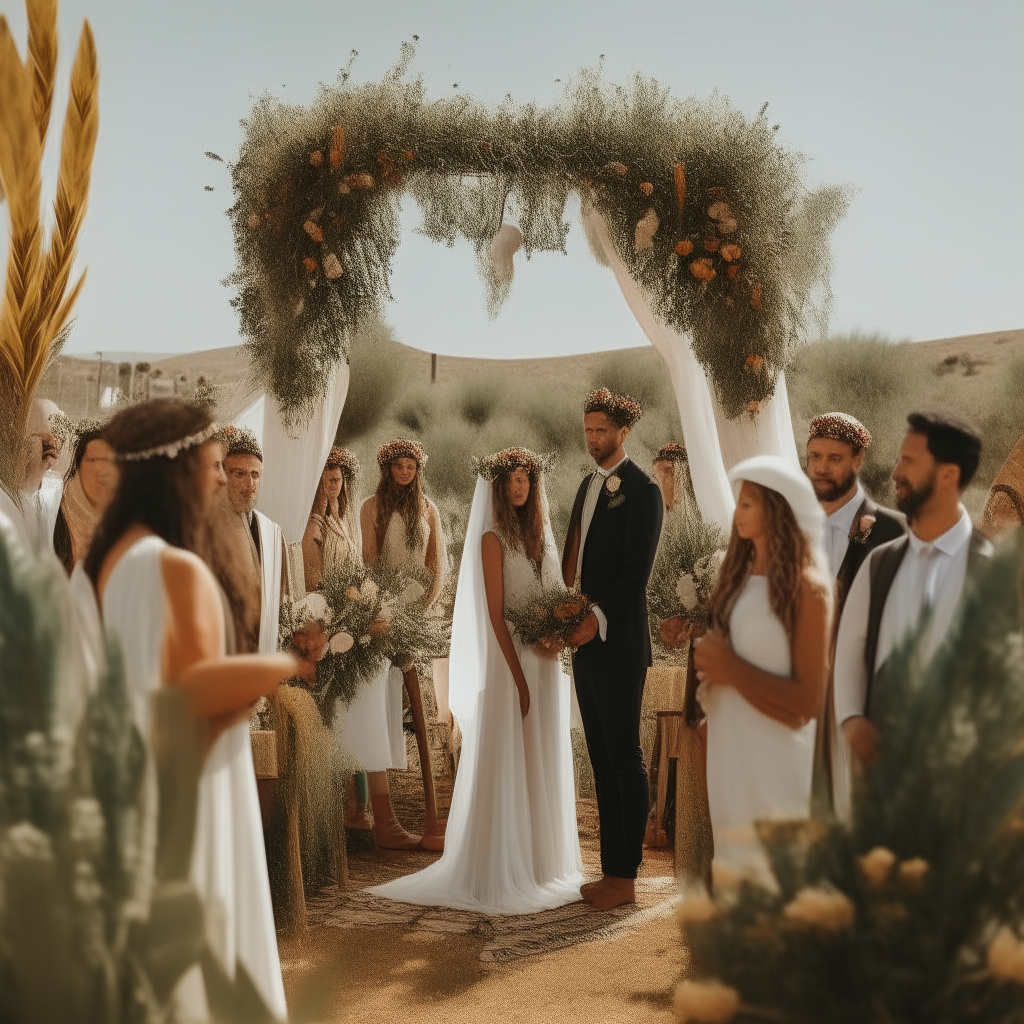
[117,421,221,463]
[474,447,553,481]
[377,438,427,468]
[584,387,643,429]
[654,442,688,463]
[218,425,263,462]
[325,445,359,480]
[808,412,872,451]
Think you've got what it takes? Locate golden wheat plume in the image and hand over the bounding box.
[0,1,98,495]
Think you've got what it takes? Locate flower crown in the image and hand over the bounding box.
[117,421,221,463]
[325,445,359,480]
[377,438,427,468]
[808,412,872,451]
[584,387,643,429]
[474,447,553,481]
[218,424,264,462]
[655,442,688,463]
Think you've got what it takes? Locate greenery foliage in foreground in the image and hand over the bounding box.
[228,45,849,426]
[676,538,1024,1023]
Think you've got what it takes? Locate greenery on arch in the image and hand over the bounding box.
[227,45,850,426]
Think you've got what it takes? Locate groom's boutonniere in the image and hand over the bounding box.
[850,514,876,546]
[605,474,626,508]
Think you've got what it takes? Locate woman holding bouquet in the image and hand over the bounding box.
[370,448,583,913]
[336,439,447,850]
[693,455,831,877]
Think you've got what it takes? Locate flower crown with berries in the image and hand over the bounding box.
[474,447,554,482]
[324,445,359,481]
[218,424,264,462]
[808,412,872,452]
[584,387,643,429]
[377,438,427,468]
[655,442,688,463]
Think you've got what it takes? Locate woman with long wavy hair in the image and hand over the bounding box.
[301,446,360,592]
[86,398,314,1021]
[692,455,831,876]
[337,439,447,850]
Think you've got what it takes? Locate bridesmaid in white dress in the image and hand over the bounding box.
[371,448,583,914]
[337,439,447,850]
[85,399,312,1021]
[692,456,831,877]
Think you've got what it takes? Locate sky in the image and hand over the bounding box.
[2,0,1022,360]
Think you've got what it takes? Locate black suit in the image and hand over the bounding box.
[812,494,905,815]
[562,458,663,879]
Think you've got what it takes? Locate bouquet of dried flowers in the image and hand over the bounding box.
[505,584,593,650]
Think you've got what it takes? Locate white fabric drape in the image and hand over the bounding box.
[582,207,735,534]
[712,375,800,470]
[253,511,283,654]
[234,363,350,544]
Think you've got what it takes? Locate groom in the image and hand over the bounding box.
[563,388,663,910]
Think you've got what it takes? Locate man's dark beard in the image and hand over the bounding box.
[895,470,936,523]
[812,470,857,504]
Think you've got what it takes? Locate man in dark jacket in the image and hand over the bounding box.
[562,388,663,910]
[805,412,905,814]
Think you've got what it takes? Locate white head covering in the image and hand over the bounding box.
[728,454,827,574]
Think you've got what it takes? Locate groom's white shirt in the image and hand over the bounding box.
[577,454,629,642]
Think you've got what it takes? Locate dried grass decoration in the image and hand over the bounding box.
[227,44,851,427]
[0,1,100,492]
[279,559,449,725]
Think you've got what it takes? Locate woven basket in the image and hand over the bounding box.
[250,729,278,779]
[983,434,1024,535]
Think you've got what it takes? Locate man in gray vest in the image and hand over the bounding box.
[832,411,990,818]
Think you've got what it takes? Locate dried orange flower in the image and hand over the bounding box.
[726,265,739,280]
[747,401,760,414]
[309,150,323,167]
[323,253,344,280]
[745,354,764,371]
[640,182,654,196]
[246,212,262,229]
[750,282,763,309]
[377,151,393,168]
[704,237,721,252]
[338,182,351,195]
[689,258,716,282]
[402,150,415,162]
[330,148,343,169]
[332,125,346,162]
[347,173,375,189]
[708,200,732,221]
[302,257,317,273]
[718,217,739,234]
[720,243,742,262]
[674,240,693,256]
[303,220,323,243]
[606,161,628,176]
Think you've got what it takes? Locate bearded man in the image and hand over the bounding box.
[832,412,990,818]
[806,413,904,815]
[220,426,288,655]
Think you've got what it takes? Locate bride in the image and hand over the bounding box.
[371,448,584,914]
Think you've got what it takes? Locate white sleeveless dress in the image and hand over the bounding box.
[700,575,816,873]
[336,508,434,771]
[101,535,288,1021]
[368,534,584,914]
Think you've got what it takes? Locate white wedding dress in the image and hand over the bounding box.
[370,477,583,914]
[101,535,287,1021]
[700,574,816,873]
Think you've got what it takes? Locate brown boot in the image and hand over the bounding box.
[588,876,636,911]
[345,778,373,831]
[370,793,421,850]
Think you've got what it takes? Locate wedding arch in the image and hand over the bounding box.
[226,47,850,538]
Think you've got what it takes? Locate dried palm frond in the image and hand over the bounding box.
[26,0,58,145]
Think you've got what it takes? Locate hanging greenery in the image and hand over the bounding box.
[673,540,1024,1023]
[227,45,850,428]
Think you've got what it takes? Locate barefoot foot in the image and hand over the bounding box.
[588,876,636,911]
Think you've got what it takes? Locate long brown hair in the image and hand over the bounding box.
[491,468,545,566]
[709,482,816,641]
[312,467,348,522]
[86,398,259,651]
[374,466,426,552]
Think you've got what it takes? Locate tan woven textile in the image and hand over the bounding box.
[982,434,1024,537]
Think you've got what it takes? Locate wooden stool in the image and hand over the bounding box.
[646,711,685,848]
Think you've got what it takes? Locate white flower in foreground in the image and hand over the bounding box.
[672,979,740,1022]
[988,927,1024,983]
[301,592,329,621]
[782,885,855,932]
[675,573,699,611]
[329,632,355,655]
[857,846,897,889]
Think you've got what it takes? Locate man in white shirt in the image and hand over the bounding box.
[833,411,989,813]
